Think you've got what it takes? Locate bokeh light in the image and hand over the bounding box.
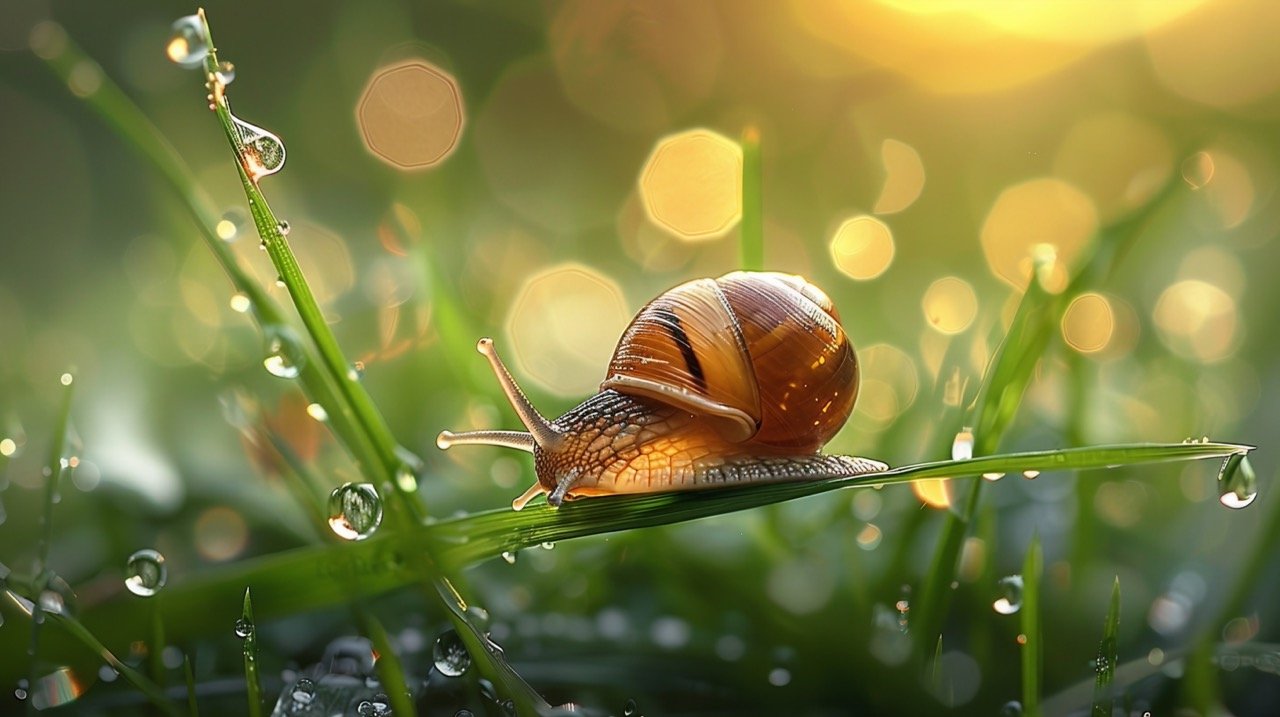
[921,276,978,335]
[873,139,925,215]
[829,215,895,281]
[1061,292,1114,355]
[357,59,464,170]
[1153,279,1240,364]
[506,263,631,397]
[850,343,918,432]
[1193,149,1255,229]
[1052,112,1172,221]
[639,129,742,241]
[912,479,952,509]
[1144,0,1280,108]
[980,178,1097,292]
[194,506,249,562]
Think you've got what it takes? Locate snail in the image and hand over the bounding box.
[437,271,888,510]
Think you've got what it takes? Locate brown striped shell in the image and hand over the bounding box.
[601,271,858,452]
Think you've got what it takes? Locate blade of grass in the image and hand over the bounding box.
[1021,533,1043,717]
[240,588,263,717]
[62,441,1247,647]
[184,654,200,717]
[355,609,417,717]
[1091,577,1121,716]
[740,126,763,270]
[197,11,424,522]
[32,23,390,500]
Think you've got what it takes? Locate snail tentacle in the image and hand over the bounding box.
[476,337,564,451]
[436,429,535,453]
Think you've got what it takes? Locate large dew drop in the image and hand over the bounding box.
[165,15,208,68]
[992,575,1024,615]
[951,428,974,461]
[1217,453,1258,509]
[262,330,304,379]
[230,112,286,182]
[433,629,472,677]
[327,483,383,541]
[124,549,167,597]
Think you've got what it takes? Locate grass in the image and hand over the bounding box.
[1092,577,1121,717]
[4,8,1265,717]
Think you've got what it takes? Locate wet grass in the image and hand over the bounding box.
[2,8,1269,717]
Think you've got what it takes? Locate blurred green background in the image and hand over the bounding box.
[1,0,1278,714]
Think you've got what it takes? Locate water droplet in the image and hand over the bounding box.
[348,361,366,381]
[1022,470,1040,480]
[1182,151,1215,190]
[1218,453,1257,509]
[124,549,167,597]
[59,372,73,386]
[229,293,251,313]
[357,694,391,716]
[14,677,29,701]
[234,617,253,639]
[215,61,235,85]
[432,629,472,677]
[327,483,383,541]
[992,575,1024,615]
[502,700,515,715]
[290,677,316,705]
[165,15,207,68]
[982,472,1006,481]
[895,599,910,633]
[215,209,245,242]
[951,428,974,461]
[465,605,491,630]
[277,220,291,236]
[767,667,791,686]
[501,551,517,565]
[262,329,305,379]
[395,465,417,492]
[230,113,286,181]
[541,542,556,550]
[455,711,475,717]
[622,698,638,715]
[1000,700,1024,716]
[305,403,328,422]
[38,575,77,617]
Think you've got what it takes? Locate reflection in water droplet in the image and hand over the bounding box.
[229,293,251,313]
[433,629,472,677]
[234,617,253,639]
[124,549,167,597]
[992,575,1024,615]
[277,220,291,236]
[541,542,556,550]
[501,551,517,565]
[305,403,328,422]
[263,329,305,379]
[290,677,316,705]
[1182,151,1215,189]
[38,576,77,617]
[951,428,974,461]
[327,483,384,541]
[1001,700,1024,716]
[215,61,235,86]
[165,15,207,68]
[622,698,638,715]
[1022,470,1040,480]
[1218,453,1257,509]
[229,112,286,182]
[983,472,1006,481]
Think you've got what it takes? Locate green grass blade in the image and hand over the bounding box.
[1021,533,1043,717]
[240,588,263,717]
[740,126,763,270]
[184,654,199,717]
[197,11,424,522]
[69,442,1247,647]
[356,610,417,717]
[1091,576,1121,716]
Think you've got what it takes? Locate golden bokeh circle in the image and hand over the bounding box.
[829,215,895,281]
[921,276,978,335]
[980,178,1097,291]
[1061,292,1114,354]
[357,60,465,170]
[1153,279,1239,364]
[639,129,742,240]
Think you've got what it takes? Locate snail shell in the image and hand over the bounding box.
[437,271,887,509]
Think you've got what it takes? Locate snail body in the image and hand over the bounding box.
[438,271,888,510]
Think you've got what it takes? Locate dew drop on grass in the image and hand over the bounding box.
[124,548,167,597]
[263,330,304,379]
[230,114,287,182]
[277,220,291,236]
[38,575,77,617]
[623,698,638,715]
[395,465,417,492]
[165,15,207,68]
[465,605,491,630]
[501,551,517,565]
[433,629,472,677]
[541,541,556,550]
[215,209,244,241]
[983,472,1006,481]
[951,428,974,461]
[348,361,366,381]
[215,60,235,85]
[992,575,1024,615]
[305,402,328,422]
[1022,470,1040,480]
[327,483,383,541]
[1000,700,1024,716]
[357,694,391,716]
[1217,453,1257,509]
[455,711,475,717]
[290,677,316,705]
[229,293,251,313]
[234,617,253,639]
[15,678,29,701]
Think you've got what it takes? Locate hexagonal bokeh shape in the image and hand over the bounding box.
[980,178,1097,291]
[357,60,464,170]
[639,129,742,240]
